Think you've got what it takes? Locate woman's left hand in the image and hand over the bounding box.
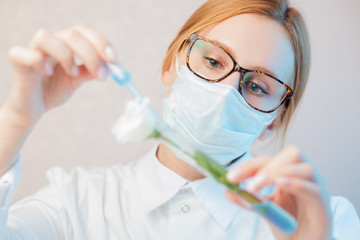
[225,146,332,240]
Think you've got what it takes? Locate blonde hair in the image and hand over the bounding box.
[161,0,310,140]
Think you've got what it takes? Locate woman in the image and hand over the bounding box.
[0,0,359,239]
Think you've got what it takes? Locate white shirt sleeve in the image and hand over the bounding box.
[331,196,360,239]
[0,156,21,239]
[0,157,21,211]
[0,157,65,240]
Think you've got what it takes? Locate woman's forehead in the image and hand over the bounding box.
[198,13,295,86]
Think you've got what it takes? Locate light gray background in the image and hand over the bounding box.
[1,0,359,216]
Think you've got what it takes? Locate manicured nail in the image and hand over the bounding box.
[43,61,53,75]
[246,173,268,192]
[105,46,117,62]
[226,169,241,183]
[97,64,108,81]
[71,65,79,77]
[276,177,291,186]
[73,55,83,66]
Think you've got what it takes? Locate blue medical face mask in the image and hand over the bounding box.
[162,64,277,166]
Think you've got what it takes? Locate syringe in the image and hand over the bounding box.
[107,62,143,99]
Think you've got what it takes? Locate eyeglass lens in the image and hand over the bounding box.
[188,39,288,112]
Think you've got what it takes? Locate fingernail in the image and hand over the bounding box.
[43,61,53,75]
[246,173,268,192]
[97,64,108,81]
[105,46,117,62]
[226,169,241,183]
[73,55,83,66]
[71,65,79,77]
[276,177,291,186]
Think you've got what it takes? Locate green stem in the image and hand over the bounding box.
[151,129,261,205]
[193,151,260,204]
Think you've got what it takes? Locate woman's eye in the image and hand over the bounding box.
[203,56,222,69]
[245,81,268,95]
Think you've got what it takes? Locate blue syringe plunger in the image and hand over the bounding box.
[108,63,132,86]
[108,62,143,99]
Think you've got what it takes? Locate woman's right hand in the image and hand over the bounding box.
[5,24,117,129]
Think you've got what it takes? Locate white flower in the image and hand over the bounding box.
[112,97,157,143]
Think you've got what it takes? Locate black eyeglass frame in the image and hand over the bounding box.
[185,33,294,113]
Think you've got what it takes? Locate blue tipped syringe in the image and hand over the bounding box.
[107,62,143,99]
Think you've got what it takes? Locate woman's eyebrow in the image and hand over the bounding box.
[211,39,279,80]
[210,39,237,59]
[247,65,279,80]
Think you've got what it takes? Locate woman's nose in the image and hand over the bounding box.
[219,71,241,89]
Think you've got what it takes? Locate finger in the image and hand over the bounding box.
[29,28,78,77]
[55,29,108,80]
[243,146,310,191]
[270,145,303,166]
[8,46,53,76]
[73,24,117,62]
[276,177,331,225]
[69,65,98,90]
[226,155,272,184]
[274,162,314,181]
[275,177,329,210]
[237,146,304,191]
[245,162,315,193]
[227,146,305,186]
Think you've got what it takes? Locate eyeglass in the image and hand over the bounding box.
[186,33,294,113]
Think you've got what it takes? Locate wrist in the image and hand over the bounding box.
[0,103,37,133]
[0,103,35,176]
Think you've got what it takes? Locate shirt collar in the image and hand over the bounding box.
[135,145,253,230]
[191,177,240,229]
[136,146,188,212]
[191,152,253,229]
